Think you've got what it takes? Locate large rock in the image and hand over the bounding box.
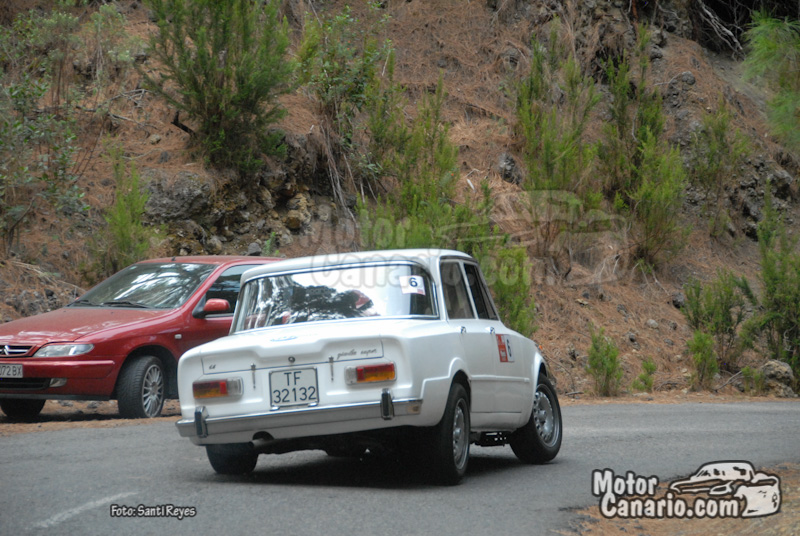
[282,132,328,191]
[144,170,212,222]
[283,193,313,231]
[168,219,208,255]
[497,153,523,185]
[760,360,797,398]
[770,169,795,201]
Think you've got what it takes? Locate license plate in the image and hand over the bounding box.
[269,368,318,408]
[0,364,23,378]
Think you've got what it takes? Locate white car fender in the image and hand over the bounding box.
[417,356,470,426]
[521,354,547,424]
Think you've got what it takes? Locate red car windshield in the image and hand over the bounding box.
[71,263,216,309]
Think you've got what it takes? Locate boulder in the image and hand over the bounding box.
[770,169,794,201]
[284,210,310,231]
[760,360,797,398]
[144,170,212,222]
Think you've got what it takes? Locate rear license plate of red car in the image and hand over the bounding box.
[0,364,22,378]
[269,368,318,408]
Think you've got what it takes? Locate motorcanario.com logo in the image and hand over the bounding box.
[592,461,782,520]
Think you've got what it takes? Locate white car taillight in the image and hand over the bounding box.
[192,378,243,399]
[345,362,396,385]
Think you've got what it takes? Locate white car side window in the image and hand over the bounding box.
[441,262,474,319]
[463,263,498,320]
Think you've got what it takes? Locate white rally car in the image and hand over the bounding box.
[176,249,562,484]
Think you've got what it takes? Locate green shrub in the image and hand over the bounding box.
[298,2,395,206]
[632,357,657,392]
[586,325,623,396]
[595,28,687,268]
[359,76,535,334]
[628,132,688,267]
[486,246,537,337]
[299,4,388,131]
[80,3,142,85]
[515,21,599,194]
[261,232,280,257]
[0,7,77,79]
[742,187,800,377]
[363,51,409,186]
[598,28,663,201]
[744,12,800,153]
[16,8,81,107]
[0,73,83,254]
[688,330,718,391]
[85,146,157,281]
[683,270,754,372]
[359,75,485,252]
[598,56,634,199]
[513,21,602,266]
[689,97,748,236]
[741,366,766,395]
[142,0,293,175]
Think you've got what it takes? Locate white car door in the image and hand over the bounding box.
[440,260,497,424]
[462,262,529,417]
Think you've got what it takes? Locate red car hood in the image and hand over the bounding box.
[0,307,176,345]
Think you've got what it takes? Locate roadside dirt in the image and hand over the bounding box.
[0,399,180,437]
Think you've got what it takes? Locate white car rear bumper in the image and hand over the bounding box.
[176,394,424,445]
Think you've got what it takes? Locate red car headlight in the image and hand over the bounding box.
[33,344,94,358]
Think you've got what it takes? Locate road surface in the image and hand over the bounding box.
[1,401,798,535]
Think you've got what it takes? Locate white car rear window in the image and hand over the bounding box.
[232,264,436,332]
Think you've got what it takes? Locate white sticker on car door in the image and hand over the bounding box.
[399,275,426,295]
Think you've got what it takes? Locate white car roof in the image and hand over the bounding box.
[241,249,473,281]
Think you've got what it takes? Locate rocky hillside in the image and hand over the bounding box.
[1,0,797,397]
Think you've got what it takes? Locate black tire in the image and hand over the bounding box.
[117,355,165,419]
[510,374,562,464]
[428,382,471,485]
[206,443,258,475]
[0,399,45,421]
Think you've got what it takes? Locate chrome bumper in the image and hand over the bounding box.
[176,394,423,440]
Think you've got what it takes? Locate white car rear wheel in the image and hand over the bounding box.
[206,443,258,475]
[510,374,562,463]
[428,382,470,485]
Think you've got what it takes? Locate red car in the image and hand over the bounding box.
[0,256,278,420]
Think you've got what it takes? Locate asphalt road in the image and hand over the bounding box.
[1,401,799,535]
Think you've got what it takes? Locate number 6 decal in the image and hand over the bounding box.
[497,334,514,363]
[399,275,426,295]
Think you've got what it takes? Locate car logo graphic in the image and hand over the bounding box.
[670,461,782,517]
